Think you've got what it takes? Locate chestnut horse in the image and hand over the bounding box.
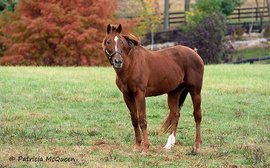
[102,24,204,153]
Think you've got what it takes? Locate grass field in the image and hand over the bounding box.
[0,65,270,167]
[232,46,270,63]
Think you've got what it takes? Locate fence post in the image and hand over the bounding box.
[164,0,169,31]
[267,0,270,19]
[256,8,258,21]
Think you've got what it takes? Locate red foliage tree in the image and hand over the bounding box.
[0,0,132,66]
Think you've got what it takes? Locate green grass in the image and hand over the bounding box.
[0,65,270,167]
[232,47,270,63]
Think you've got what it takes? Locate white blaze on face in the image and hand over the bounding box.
[114,36,119,52]
[164,132,176,150]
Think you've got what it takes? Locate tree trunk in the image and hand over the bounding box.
[256,0,264,32]
[151,31,154,50]
[164,0,169,31]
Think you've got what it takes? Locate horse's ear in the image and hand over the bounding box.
[116,24,122,33]
[107,24,111,34]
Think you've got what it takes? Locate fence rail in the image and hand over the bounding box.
[168,11,185,24]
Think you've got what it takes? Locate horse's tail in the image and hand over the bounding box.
[178,87,189,108]
[161,87,189,134]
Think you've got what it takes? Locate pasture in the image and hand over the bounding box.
[0,65,269,167]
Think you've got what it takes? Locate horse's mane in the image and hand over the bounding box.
[122,34,141,47]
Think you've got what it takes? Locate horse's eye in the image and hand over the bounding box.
[106,40,111,45]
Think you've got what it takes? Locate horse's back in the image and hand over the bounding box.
[154,45,204,68]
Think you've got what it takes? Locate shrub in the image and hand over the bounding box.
[182,0,244,64]
[179,14,227,64]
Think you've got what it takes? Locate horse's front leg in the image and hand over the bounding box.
[123,93,142,151]
[134,90,149,152]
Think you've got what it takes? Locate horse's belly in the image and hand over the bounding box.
[145,78,182,97]
[145,87,166,97]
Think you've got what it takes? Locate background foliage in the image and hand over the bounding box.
[0,0,266,65]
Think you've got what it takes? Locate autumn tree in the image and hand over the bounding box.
[0,0,127,66]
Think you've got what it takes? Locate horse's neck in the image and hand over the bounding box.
[114,47,136,81]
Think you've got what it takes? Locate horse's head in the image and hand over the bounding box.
[102,24,125,69]
[103,24,139,69]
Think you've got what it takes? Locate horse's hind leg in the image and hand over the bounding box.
[164,86,187,149]
[189,87,202,154]
[163,91,179,149]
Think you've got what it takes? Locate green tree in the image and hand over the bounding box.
[0,0,18,56]
[186,0,245,24]
[0,0,18,14]
[136,0,161,36]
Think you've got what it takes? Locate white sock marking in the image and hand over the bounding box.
[164,132,175,150]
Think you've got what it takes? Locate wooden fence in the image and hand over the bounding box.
[167,11,185,25]
[227,7,269,22]
[166,6,270,28]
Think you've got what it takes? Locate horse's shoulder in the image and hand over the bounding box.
[115,75,131,93]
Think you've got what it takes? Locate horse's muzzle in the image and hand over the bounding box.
[112,58,124,69]
[104,49,124,69]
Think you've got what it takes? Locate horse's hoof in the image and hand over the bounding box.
[163,132,175,150]
[133,145,141,152]
[192,146,200,155]
[163,146,172,150]
[141,146,149,154]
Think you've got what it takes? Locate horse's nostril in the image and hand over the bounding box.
[115,59,122,64]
